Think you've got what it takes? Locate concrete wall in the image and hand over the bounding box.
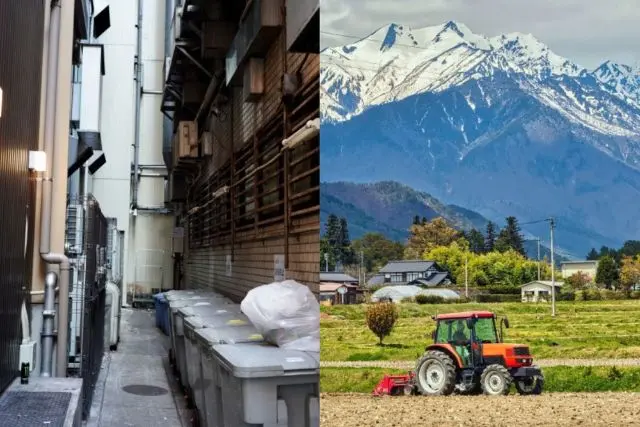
[93,0,173,303]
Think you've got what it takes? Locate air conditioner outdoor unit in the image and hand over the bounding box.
[65,204,84,256]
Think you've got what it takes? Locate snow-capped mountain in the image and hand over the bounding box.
[320,21,640,255]
[322,22,640,146]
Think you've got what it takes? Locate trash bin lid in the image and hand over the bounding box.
[213,344,319,378]
[195,325,264,347]
[177,303,238,319]
[153,293,166,302]
[197,313,252,328]
[169,298,215,312]
[165,291,226,301]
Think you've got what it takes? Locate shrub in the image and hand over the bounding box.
[415,294,445,304]
[476,294,520,303]
[600,290,625,300]
[365,302,399,345]
[558,291,575,301]
[484,285,521,295]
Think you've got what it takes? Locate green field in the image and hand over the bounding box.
[321,301,640,361]
[320,366,640,393]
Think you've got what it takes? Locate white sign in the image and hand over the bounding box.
[226,254,232,277]
[337,286,347,295]
[274,254,285,281]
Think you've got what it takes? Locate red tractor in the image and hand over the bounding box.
[374,311,544,396]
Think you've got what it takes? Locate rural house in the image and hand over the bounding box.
[320,272,359,285]
[366,260,453,288]
[561,260,598,280]
[319,282,362,305]
[521,281,564,302]
[319,272,361,305]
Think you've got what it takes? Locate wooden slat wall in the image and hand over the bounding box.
[182,29,319,301]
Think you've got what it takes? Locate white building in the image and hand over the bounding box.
[560,260,598,281]
[521,280,564,302]
[88,0,174,305]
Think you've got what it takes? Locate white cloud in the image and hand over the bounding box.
[320,0,640,69]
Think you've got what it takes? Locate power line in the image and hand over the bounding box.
[321,29,448,52]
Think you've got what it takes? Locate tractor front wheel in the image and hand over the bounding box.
[515,376,544,395]
[415,350,457,396]
[480,364,512,396]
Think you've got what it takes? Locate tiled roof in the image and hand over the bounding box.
[379,260,435,273]
[319,272,358,282]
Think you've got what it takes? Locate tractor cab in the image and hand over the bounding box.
[431,311,510,368]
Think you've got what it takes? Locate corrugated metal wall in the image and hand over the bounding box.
[0,0,45,392]
[183,31,320,301]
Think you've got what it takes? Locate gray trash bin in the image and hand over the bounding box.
[213,344,320,427]
[182,306,243,391]
[193,325,264,427]
[168,297,231,369]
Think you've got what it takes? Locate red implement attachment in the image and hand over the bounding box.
[372,372,416,396]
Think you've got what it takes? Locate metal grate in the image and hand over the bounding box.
[66,195,108,420]
[0,0,45,394]
[0,391,72,427]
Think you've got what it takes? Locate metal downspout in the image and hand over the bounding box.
[39,0,74,378]
[132,0,143,209]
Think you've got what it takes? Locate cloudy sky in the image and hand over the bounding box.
[321,0,640,69]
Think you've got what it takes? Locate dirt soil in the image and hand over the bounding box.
[320,393,640,426]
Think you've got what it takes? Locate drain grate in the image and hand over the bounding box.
[122,384,168,396]
[0,391,72,427]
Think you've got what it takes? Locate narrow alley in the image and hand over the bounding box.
[87,309,192,427]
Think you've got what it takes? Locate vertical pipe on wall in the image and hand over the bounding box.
[132,0,143,208]
[40,272,58,377]
[39,0,71,378]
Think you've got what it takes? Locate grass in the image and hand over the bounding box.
[320,366,640,393]
[321,300,640,361]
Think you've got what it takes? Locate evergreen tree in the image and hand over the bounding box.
[485,222,496,252]
[494,216,525,255]
[338,217,355,265]
[586,248,599,260]
[467,228,486,253]
[595,255,619,289]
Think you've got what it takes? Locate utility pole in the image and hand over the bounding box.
[536,237,541,281]
[548,218,556,317]
[360,250,364,287]
[465,252,469,298]
[324,253,329,272]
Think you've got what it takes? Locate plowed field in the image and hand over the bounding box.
[320,392,640,426]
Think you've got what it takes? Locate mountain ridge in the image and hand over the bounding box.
[320,21,640,254]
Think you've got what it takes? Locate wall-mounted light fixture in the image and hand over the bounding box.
[282,118,320,150]
[28,151,47,172]
[0,87,3,118]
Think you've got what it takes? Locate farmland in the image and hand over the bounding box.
[319,392,640,426]
[321,301,640,362]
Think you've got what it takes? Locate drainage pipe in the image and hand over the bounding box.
[40,272,58,377]
[39,0,73,378]
[132,0,143,208]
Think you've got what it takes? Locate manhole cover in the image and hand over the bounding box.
[122,385,168,396]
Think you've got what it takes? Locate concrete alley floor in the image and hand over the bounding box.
[86,308,193,427]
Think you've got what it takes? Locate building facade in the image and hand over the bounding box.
[162,0,320,300]
[560,260,598,280]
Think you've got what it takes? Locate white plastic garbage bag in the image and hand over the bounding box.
[240,280,320,352]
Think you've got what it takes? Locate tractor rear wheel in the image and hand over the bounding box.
[515,376,544,395]
[415,350,457,396]
[480,364,512,396]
